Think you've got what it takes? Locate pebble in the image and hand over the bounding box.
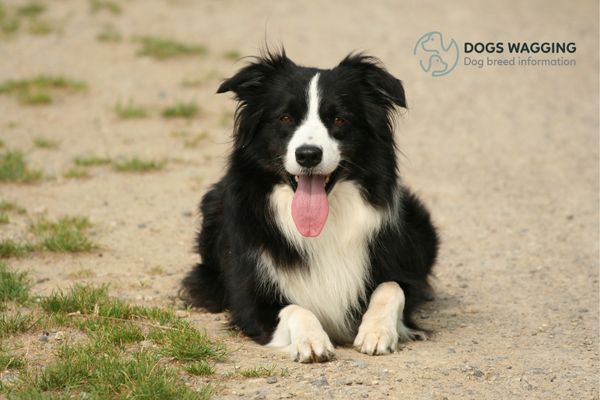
[311,376,329,387]
[352,359,367,368]
[0,372,17,384]
[472,369,484,378]
[266,376,278,384]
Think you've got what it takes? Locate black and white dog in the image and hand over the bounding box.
[182,49,438,363]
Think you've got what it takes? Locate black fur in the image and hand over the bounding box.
[182,49,438,345]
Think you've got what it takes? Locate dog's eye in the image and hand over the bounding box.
[334,117,346,127]
[279,114,295,125]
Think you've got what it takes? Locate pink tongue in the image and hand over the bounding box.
[291,175,329,237]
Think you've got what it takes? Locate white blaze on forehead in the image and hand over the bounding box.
[284,73,340,175]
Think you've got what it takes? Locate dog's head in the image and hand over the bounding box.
[218,49,406,237]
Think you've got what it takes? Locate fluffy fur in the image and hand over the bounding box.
[182,49,439,362]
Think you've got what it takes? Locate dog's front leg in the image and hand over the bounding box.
[354,281,426,355]
[267,305,335,363]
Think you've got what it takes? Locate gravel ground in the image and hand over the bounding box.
[1,0,598,399]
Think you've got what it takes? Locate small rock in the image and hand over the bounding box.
[528,368,545,374]
[311,376,329,387]
[175,310,189,318]
[266,376,278,384]
[213,316,221,321]
[472,369,484,378]
[39,332,50,342]
[137,223,147,229]
[352,359,367,368]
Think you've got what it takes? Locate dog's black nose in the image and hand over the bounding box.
[295,145,322,168]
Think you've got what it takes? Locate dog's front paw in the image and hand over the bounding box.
[290,328,335,363]
[354,323,398,355]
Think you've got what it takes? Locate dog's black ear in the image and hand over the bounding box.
[337,53,407,109]
[216,48,293,98]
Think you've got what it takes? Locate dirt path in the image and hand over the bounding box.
[1,0,598,399]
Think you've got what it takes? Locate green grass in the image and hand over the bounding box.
[115,100,148,119]
[30,216,96,253]
[73,155,112,167]
[33,136,60,149]
[0,262,31,303]
[0,213,8,224]
[63,167,91,179]
[0,75,86,105]
[0,200,26,214]
[0,346,26,371]
[0,139,4,147]
[136,36,207,60]
[162,102,198,119]
[0,312,34,338]
[239,366,279,378]
[184,361,215,376]
[89,0,122,15]
[0,150,43,183]
[222,50,240,60]
[15,3,45,18]
[0,278,222,398]
[0,240,36,258]
[112,158,165,173]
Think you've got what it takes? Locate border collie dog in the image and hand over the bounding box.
[182,49,438,363]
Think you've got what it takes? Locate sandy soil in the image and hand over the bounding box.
[1,0,598,399]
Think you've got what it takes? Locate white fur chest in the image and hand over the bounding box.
[259,181,386,342]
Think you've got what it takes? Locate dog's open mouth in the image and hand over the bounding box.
[287,170,339,238]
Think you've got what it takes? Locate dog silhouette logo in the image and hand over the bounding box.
[414,32,459,77]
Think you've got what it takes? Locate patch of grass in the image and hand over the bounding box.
[1,284,221,398]
[147,265,164,276]
[0,262,30,303]
[0,139,4,147]
[0,239,36,259]
[0,347,26,371]
[96,25,121,42]
[0,312,34,338]
[30,216,96,253]
[0,200,26,214]
[0,213,8,224]
[222,50,240,60]
[0,151,43,183]
[136,36,207,60]
[158,327,226,362]
[162,102,198,119]
[112,158,165,173]
[27,18,53,35]
[0,75,86,105]
[73,155,112,167]
[239,366,277,378]
[89,0,122,15]
[33,136,60,149]
[15,3,45,18]
[115,100,148,119]
[184,361,214,376]
[63,167,91,179]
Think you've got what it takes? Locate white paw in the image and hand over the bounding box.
[354,323,398,355]
[290,328,335,363]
